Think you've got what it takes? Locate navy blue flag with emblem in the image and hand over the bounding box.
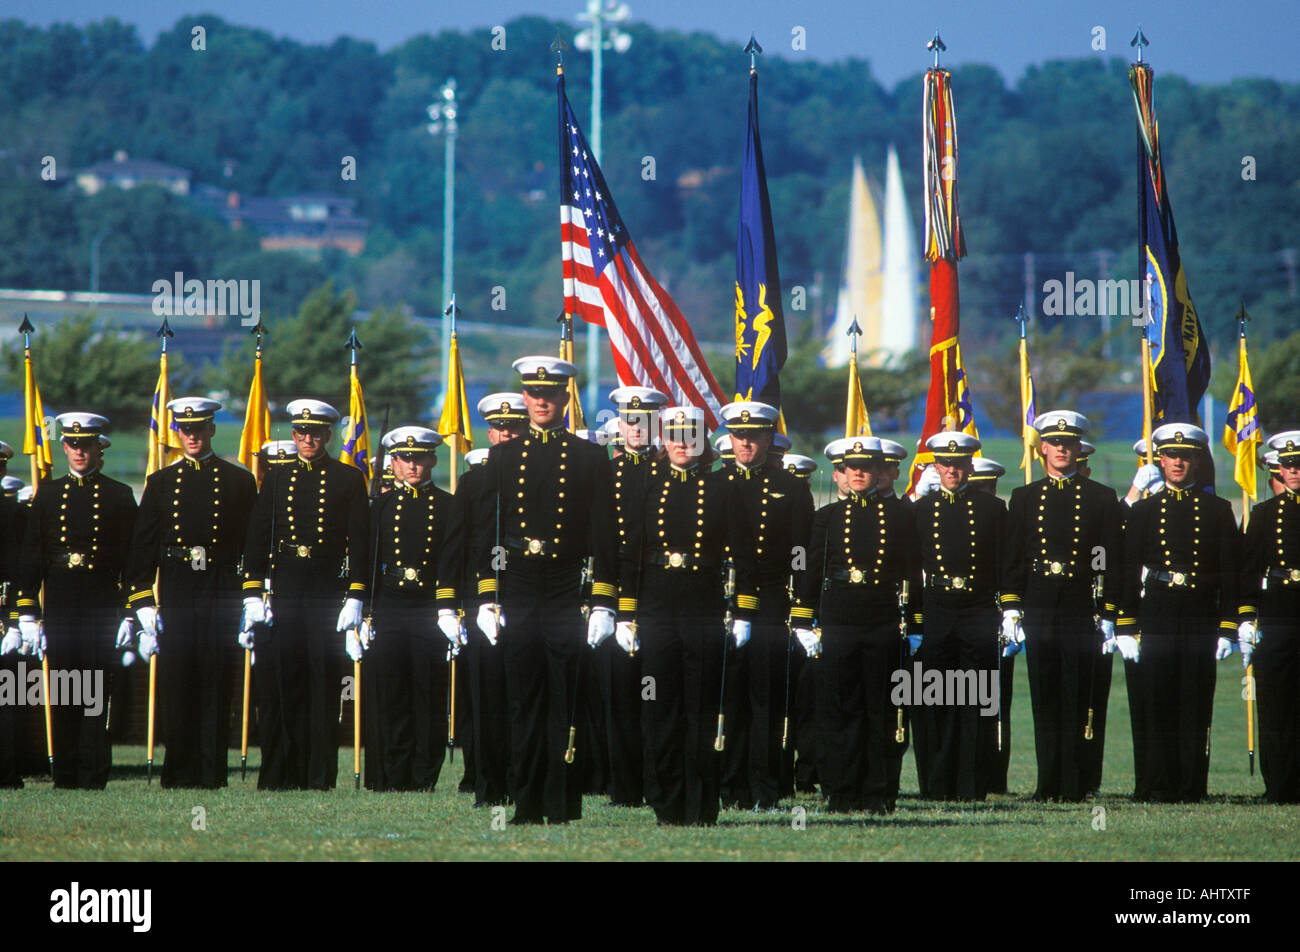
[734,70,787,408]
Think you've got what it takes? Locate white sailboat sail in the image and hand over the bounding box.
[822,156,882,368]
[880,143,920,363]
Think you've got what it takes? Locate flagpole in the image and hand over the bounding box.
[1014,304,1032,484]
[448,298,460,494]
[20,316,39,490]
[1132,29,1155,471]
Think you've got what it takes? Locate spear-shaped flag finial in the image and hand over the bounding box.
[928,31,946,68]
[551,33,566,68]
[1013,302,1029,339]
[346,328,363,353]
[1130,26,1149,62]
[847,317,862,354]
[1236,300,1251,338]
[444,294,461,335]
[18,313,34,337]
[745,34,763,71]
[155,318,174,339]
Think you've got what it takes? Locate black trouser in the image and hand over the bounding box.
[816,594,909,811]
[466,616,510,805]
[501,558,585,822]
[454,645,475,791]
[1023,580,1099,801]
[1136,585,1217,803]
[363,592,448,791]
[793,660,819,791]
[730,607,789,809]
[596,637,644,804]
[157,562,241,789]
[1256,587,1300,804]
[255,565,345,791]
[918,591,999,801]
[1078,651,1113,793]
[1124,656,1150,799]
[637,571,724,825]
[44,572,117,790]
[0,651,26,788]
[580,645,609,795]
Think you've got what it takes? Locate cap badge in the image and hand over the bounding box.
[405,435,415,447]
[500,401,510,414]
[1057,418,1066,430]
[1175,431,1184,442]
[947,439,957,452]
[853,442,863,452]
[536,367,547,380]
[630,396,641,409]
[675,410,686,424]
[72,421,82,432]
[740,410,751,423]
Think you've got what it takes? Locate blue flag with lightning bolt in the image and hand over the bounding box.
[734,69,787,408]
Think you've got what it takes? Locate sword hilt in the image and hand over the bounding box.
[564,726,576,764]
[895,707,906,744]
[714,714,726,752]
[1084,708,1095,741]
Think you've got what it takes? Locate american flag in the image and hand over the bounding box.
[558,71,727,429]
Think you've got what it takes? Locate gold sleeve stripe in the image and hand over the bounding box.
[127,590,154,604]
[591,581,616,598]
[477,578,498,595]
[735,594,759,610]
[349,582,367,592]
[242,580,263,591]
[618,597,638,613]
[789,606,815,620]
[436,587,457,600]
[1219,620,1238,631]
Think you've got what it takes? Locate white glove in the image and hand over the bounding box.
[1238,621,1257,667]
[477,603,505,645]
[358,617,375,649]
[116,617,136,650]
[794,627,820,658]
[345,628,364,662]
[913,466,941,499]
[121,650,137,667]
[1000,609,1025,646]
[586,607,615,647]
[1214,637,1234,662]
[1002,640,1022,658]
[0,627,19,656]
[1116,634,1140,663]
[240,596,265,631]
[731,618,751,648]
[437,609,468,650]
[908,634,922,656]
[1132,463,1163,494]
[18,616,41,656]
[138,631,159,660]
[1098,618,1117,654]
[134,606,162,642]
[237,628,255,651]
[615,621,639,654]
[336,597,364,633]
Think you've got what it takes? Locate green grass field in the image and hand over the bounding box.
[1,655,1293,862]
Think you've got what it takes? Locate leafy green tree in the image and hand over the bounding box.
[207,283,434,426]
[0,313,194,429]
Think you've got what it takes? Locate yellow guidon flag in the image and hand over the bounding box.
[438,330,474,453]
[238,342,271,487]
[147,349,182,477]
[1222,323,1260,501]
[21,322,53,485]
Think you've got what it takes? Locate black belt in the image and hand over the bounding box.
[1030,558,1080,578]
[49,548,93,570]
[647,551,716,570]
[164,545,226,569]
[827,568,893,586]
[926,574,980,592]
[1266,567,1300,584]
[506,534,551,556]
[384,564,428,583]
[1145,566,1198,589]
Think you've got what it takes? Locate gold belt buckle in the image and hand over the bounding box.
[1170,571,1187,587]
[190,545,204,562]
[668,552,684,568]
[951,576,966,590]
[297,544,310,558]
[1049,561,1063,575]
[1289,568,1300,583]
[849,567,865,584]
[526,538,543,555]
[403,566,418,581]
[67,552,84,568]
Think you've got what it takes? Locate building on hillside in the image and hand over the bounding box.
[74,151,193,196]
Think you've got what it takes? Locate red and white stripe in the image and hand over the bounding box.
[561,204,726,429]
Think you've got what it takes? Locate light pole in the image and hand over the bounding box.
[90,228,109,294]
[428,77,459,403]
[575,0,631,415]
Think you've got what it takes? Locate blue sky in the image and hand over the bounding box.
[8,0,1297,86]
